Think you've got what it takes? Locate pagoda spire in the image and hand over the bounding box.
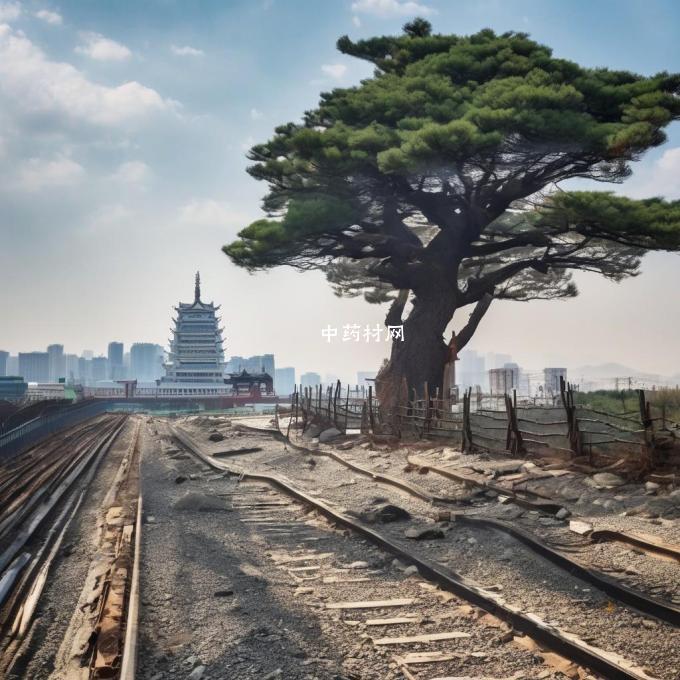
[194,271,201,303]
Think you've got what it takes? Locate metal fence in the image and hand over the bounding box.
[0,399,111,461]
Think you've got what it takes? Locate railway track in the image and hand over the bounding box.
[167,418,680,679]
[0,413,140,679]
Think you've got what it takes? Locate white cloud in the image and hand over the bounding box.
[34,9,62,25]
[16,156,84,191]
[352,15,362,27]
[321,63,347,79]
[112,160,151,183]
[171,44,204,57]
[0,2,21,22]
[250,107,263,120]
[0,24,170,125]
[351,0,434,17]
[178,199,246,229]
[623,147,680,200]
[75,32,131,61]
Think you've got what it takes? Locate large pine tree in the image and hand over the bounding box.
[224,20,680,411]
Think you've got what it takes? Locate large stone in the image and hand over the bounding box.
[188,666,205,680]
[319,427,342,443]
[405,526,445,540]
[362,504,411,524]
[302,424,322,440]
[590,472,626,488]
[208,432,225,442]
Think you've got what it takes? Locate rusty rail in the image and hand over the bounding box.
[169,424,658,680]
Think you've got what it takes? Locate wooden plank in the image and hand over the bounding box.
[374,631,471,646]
[287,565,321,572]
[326,598,415,610]
[365,616,421,626]
[393,651,463,665]
[273,552,334,564]
[322,576,371,584]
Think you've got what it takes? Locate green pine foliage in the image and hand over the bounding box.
[224,20,680,327]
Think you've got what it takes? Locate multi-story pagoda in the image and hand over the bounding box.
[160,272,229,395]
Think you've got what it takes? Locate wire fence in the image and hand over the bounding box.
[282,379,679,471]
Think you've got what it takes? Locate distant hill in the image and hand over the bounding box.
[569,362,675,389]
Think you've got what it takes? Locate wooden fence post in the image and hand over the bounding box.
[462,387,473,452]
[368,385,375,433]
[344,384,350,433]
[504,392,525,455]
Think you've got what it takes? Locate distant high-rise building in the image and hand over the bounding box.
[486,352,513,371]
[108,341,124,379]
[489,367,516,395]
[92,356,109,383]
[65,354,79,382]
[503,362,521,392]
[6,355,19,376]
[300,372,321,388]
[47,344,65,382]
[274,367,296,397]
[82,350,94,360]
[544,368,567,396]
[78,357,92,385]
[18,352,50,382]
[225,353,275,376]
[458,350,486,390]
[131,343,164,382]
[0,350,8,377]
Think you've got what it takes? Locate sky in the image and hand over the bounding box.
[1,0,679,384]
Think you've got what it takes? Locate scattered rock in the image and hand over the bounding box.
[336,441,354,450]
[403,565,419,576]
[590,472,626,488]
[319,427,342,443]
[362,503,411,524]
[467,537,477,545]
[262,670,283,680]
[569,520,593,535]
[214,589,234,597]
[302,425,322,440]
[188,665,205,679]
[645,481,660,494]
[405,526,445,540]
[208,432,225,442]
[185,655,199,666]
[175,475,188,484]
[348,561,370,569]
[173,493,229,512]
[555,507,570,520]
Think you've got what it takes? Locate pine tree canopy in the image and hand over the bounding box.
[224,20,680,310]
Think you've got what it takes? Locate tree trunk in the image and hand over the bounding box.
[376,290,456,423]
[375,291,494,427]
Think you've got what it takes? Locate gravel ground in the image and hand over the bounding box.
[4,415,136,679]
[139,419,577,680]
[176,416,680,680]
